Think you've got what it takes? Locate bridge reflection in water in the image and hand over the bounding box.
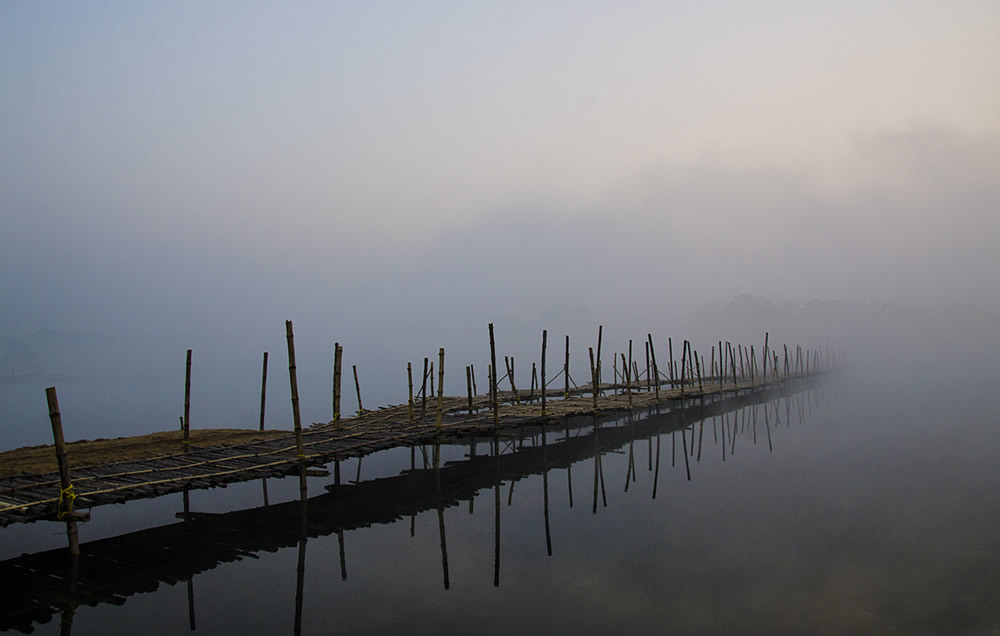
[0,380,830,634]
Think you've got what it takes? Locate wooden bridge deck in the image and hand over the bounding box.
[0,376,808,526]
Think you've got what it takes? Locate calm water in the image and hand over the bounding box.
[3,364,1000,635]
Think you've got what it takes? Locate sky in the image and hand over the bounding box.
[1,2,999,389]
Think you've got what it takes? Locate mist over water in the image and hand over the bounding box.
[4,357,1000,634]
[2,3,999,633]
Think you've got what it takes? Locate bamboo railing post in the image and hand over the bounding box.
[421,357,429,418]
[627,339,633,392]
[679,340,687,397]
[589,347,599,410]
[466,366,474,415]
[45,387,82,555]
[285,321,305,462]
[784,344,789,377]
[621,353,633,409]
[530,362,537,402]
[489,323,499,428]
[259,351,269,431]
[645,341,651,392]
[612,354,618,394]
[719,340,724,388]
[540,329,547,417]
[668,338,675,389]
[687,345,695,386]
[763,332,769,382]
[750,345,756,386]
[333,344,343,428]
[725,343,732,388]
[429,362,434,398]
[436,348,445,430]
[183,349,192,448]
[694,349,704,395]
[470,364,477,396]
[596,325,603,387]
[729,342,738,389]
[506,356,519,403]
[353,365,364,416]
[647,334,660,400]
[563,335,570,399]
[407,362,415,425]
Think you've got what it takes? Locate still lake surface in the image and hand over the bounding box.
[2,361,999,635]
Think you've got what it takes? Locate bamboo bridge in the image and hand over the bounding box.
[0,379,829,634]
[0,323,835,535]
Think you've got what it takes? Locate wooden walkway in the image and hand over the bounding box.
[0,375,815,527]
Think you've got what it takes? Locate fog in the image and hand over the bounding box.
[2,4,999,446]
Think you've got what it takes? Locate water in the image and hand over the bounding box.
[3,364,1000,635]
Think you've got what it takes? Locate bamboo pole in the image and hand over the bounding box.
[596,325,603,386]
[730,342,738,389]
[436,348,445,430]
[285,321,305,461]
[540,329,547,417]
[407,362,415,425]
[421,357,429,418]
[466,365,474,414]
[259,352,269,431]
[489,323,499,428]
[333,343,343,428]
[621,353,632,409]
[470,364,477,396]
[530,362,537,402]
[612,354,618,394]
[679,340,687,397]
[183,349,192,448]
[647,334,660,400]
[589,347,598,410]
[564,335,570,399]
[718,340,723,387]
[506,356,519,403]
[45,387,82,555]
[738,345,746,383]
[762,332,769,382]
[668,338,675,389]
[645,341,651,392]
[694,348,704,395]
[353,365,364,416]
[627,339,633,392]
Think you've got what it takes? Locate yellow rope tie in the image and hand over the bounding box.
[57,484,76,520]
[297,453,306,460]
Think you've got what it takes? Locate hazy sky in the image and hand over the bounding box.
[2,2,999,342]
